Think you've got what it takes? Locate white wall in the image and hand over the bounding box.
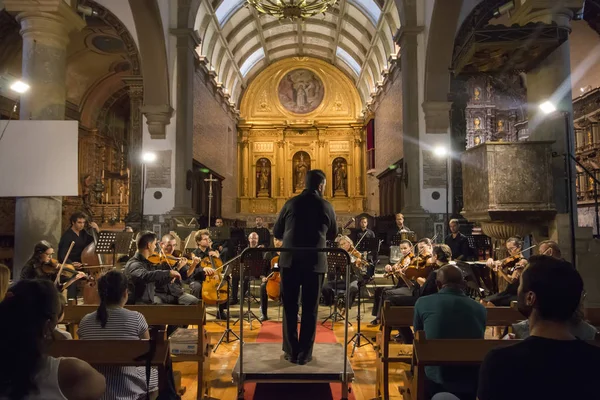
[570,20,600,97]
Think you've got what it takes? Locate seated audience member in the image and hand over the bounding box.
[478,256,600,400]
[53,296,72,340]
[79,270,181,400]
[414,264,486,400]
[0,279,105,400]
[0,263,9,301]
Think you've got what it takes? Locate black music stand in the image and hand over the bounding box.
[347,275,374,357]
[233,256,267,330]
[321,252,353,329]
[209,226,231,242]
[213,262,240,352]
[96,231,133,268]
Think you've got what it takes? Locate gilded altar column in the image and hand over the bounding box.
[354,135,363,196]
[240,138,249,197]
[123,77,144,225]
[5,0,85,279]
[276,138,286,197]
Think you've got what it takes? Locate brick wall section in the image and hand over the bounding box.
[365,68,403,215]
[193,71,238,217]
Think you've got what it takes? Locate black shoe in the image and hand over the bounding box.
[260,315,269,322]
[215,311,228,320]
[230,299,239,306]
[284,352,297,363]
[369,319,380,326]
[297,353,312,365]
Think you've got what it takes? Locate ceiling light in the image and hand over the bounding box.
[10,80,30,94]
[539,101,557,115]
[247,0,339,21]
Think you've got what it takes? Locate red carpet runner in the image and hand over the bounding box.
[243,321,356,399]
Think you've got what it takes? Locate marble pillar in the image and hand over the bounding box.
[4,0,84,278]
[241,139,249,197]
[168,29,199,218]
[123,77,144,228]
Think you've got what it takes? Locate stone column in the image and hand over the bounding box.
[241,139,249,197]
[5,0,85,278]
[123,77,144,228]
[353,132,362,196]
[277,139,286,197]
[167,28,199,218]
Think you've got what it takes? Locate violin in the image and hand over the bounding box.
[384,252,414,279]
[41,259,93,292]
[147,252,194,268]
[201,252,228,305]
[402,251,434,280]
[266,255,281,300]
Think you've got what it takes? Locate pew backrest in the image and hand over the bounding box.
[63,303,205,326]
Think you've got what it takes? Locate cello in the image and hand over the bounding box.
[265,255,280,300]
[200,242,228,305]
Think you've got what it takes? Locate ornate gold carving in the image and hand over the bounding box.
[317,140,326,148]
[258,90,272,112]
[253,142,274,152]
[243,177,248,197]
[329,141,350,153]
[354,138,362,147]
[240,140,249,148]
[277,140,286,148]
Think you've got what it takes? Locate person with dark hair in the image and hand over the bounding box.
[444,219,470,261]
[355,216,377,277]
[274,169,338,364]
[478,256,600,400]
[482,236,526,307]
[252,216,271,247]
[212,217,231,261]
[78,270,162,399]
[414,264,486,400]
[154,234,200,306]
[57,211,99,266]
[124,231,181,305]
[0,279,105,400]
[20,240,56,281]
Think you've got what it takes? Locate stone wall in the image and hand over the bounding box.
[570,20,600,97]
[192,71,238,217]
[367,68,403,215]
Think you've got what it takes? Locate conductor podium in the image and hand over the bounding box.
[231,247,355,400]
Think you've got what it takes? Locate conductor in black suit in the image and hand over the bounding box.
[274,169,338,365]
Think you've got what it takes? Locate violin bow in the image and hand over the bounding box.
[54,241,75,285]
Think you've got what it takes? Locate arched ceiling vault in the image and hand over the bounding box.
[194,0,400,111]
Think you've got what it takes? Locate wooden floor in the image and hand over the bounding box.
[174,302,410,400]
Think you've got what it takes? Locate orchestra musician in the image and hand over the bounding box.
[321,235,360,309]
[20,240,86,292]
[538,240,562,259]
[481,236,526,307]
[394,213,410,233]
[259,238,283,321]
[154,234,201,305]
[355,216,377,277]
[212,217,231,262]
[253,216,271,247]
[230,232,260,305]
[124,231,181,305]
[444,218,471,260]
[189,229,226,319]
[370,238,435,326]
[57,212,100,298]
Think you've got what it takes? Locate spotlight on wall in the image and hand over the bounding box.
[433,146,448,157]
[10,80,30,94]
[142,152,157,163]
[539,101,557,115]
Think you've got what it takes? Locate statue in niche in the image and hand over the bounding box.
[293,151,310,192]
[332,157,348,197]
[256,158,271,197]
[474,117,481,130]
[474,87,481,101]
[474,136,481,146]
[497,119,505,132]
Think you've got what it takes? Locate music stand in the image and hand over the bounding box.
[96,231,134,268]
[321,251,353,329]
[209,226,231,242]
[213,262,240,352]
[233,256,267,330]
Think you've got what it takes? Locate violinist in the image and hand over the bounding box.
[321,235,360,309]
[259,238,282,321]
[20,240,87,292]
[189,230,226,319]
[481,236,525,307]
[123,231,181,305]
[154,234,201,305]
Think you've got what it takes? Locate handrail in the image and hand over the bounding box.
[237,246,352,397]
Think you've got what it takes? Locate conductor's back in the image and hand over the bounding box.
[273,169,338,364]
[273,172,337,273]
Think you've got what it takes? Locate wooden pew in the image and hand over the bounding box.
[48,335,169,391]
[63,302,208,400]
[376,302,524,400]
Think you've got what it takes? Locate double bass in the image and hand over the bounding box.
[265,255,280,300]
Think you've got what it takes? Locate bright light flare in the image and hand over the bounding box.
[539,101,557,115]
[433,146,448,158]
[10,80,30,94]
[142,152,157,163]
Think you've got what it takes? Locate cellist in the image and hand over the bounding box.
[189,229,226,319]
[259,238,282,321]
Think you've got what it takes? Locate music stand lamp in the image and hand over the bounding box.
[232,257,266,330]
[96,231,134,269]
[321,252,353,330]
[213,261,240,353]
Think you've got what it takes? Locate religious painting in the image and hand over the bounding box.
[278,69,324,114]
[332,157,348,197]
[256,158,271,198]
[292,151,311,192]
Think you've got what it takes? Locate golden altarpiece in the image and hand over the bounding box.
[237,58,366,215]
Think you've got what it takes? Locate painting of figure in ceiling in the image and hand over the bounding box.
[278,69,324,114]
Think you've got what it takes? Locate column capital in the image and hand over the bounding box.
[140,104,174,139]
[123,76,144,98]
[394,25,424,46]
[5,0,85,46]
[422,101,452,134]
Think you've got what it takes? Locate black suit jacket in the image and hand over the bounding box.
[273,189,337,273]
